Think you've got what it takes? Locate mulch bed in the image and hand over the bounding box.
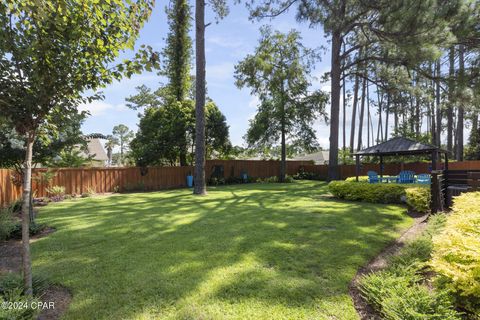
[0,211,72,320]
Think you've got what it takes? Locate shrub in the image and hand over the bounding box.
[0,206,16,241]
[284,175,295,183]
[207,177,226,186]
[360,270,461,320]
[9,222,45,240]
[257,176,279,183]
[46,185,66,202]
[345,176,369,182]
[293,171,323,181]
[328,181,430,213]
[359,214,461,320]
[328,181,406,204]
[0,273,49,320]
[405,187,430,214]
[431,192,480,314]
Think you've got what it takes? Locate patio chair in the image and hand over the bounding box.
[367,171,380,183]
[416,173,431,184]
[398,170,415,184]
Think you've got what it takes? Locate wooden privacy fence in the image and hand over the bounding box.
[3,159,480,207]
[0,160,312,207]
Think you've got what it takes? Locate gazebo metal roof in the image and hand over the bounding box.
[354,137,446,156]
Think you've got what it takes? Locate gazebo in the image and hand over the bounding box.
[354,137,451,212]
[353,137,449,182]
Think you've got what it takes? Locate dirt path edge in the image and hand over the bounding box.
[349,213,430,319]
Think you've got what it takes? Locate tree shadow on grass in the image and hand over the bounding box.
[31,181,411,319]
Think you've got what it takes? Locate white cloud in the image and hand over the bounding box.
[207,36,245,49]
[79,101,128,117]
[207,62,235,82]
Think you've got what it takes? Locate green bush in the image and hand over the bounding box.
[293,170,324,181]
[360,270,460,320]
[328,181,430,213]
[431,192,480,315]
[0,206,16,241]
[9,222,45,240]
[0,273,50,320]
[328,181,406,204]
[46,185,66,202]
[345,176,369,182]
[359,214,461,320]
[405,187,431,214]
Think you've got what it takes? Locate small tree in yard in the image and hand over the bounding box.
[235,27,328,182]
[0,0,158,295]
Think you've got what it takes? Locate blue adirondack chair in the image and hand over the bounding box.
[416,173,431,184]
[367,171,380,183]
[398,170,415,183]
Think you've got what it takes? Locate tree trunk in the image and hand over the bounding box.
[280,117,286,182]
[376,85,383,143]
[435,60,441,147]
[22,133,34,295]
[194,0,207,194]
[456,45,465,161]
[342,67,346,157]
[328,29,342,180]
[349,74,359,154]
[384,95,390,140]
[280,80,286,182]
[367,82,371,147]
[394,104,398,134]
[447,47,455,154]
[107,147,112,167]
[357,77,366,151]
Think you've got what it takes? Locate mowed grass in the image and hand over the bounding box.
[32,181,412,320]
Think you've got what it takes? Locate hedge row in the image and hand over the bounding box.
[328,181,430,213]
[431,192,480,314]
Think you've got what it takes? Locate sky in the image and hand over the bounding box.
[79,1,336,149]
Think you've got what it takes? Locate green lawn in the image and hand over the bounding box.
[32,181,412,320]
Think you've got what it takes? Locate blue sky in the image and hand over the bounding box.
[79,1,334,148]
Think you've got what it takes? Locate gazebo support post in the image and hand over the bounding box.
[431,150,437,171]
[379,155,384,179]
[355,155,360,182]
[444,152,449,171]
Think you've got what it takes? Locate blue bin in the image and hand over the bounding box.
[186,175,193,187]
[241,173,248,182]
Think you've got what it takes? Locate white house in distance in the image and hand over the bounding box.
[292,150,330,165]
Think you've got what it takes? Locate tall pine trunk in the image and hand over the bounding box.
[435,60,441,147]
[280,117,286,182]
[357,77,366,151]
[22,133,34,295]
[447,47,455,154]
[384,95,390,140]
[349,74,359,154]
[367,83,372,147]
[328,30,342,180]
[342,68,346,158]
[194,0,207,194]
[280,81,286,182]
[456,45,465,161]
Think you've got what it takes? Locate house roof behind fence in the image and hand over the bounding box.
[354,137,445,156]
